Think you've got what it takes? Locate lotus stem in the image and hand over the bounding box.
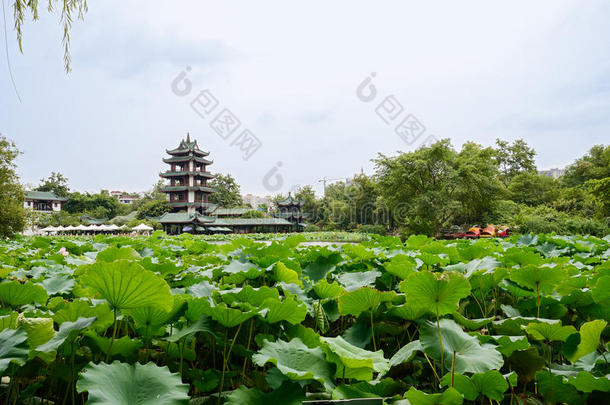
[423,352,440,385]
[370,311,376,351]
[536,283,541,318]
[436,306,445,372]
[242,319,254,380]
[71,341,76,405]
[179,339,185,376]
[217,328,228,405]
[451,350,456,387]
[106,308,118,363]
[218,322,242,405]
[145,323,150,362]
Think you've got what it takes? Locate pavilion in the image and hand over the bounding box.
[158,134,294,234]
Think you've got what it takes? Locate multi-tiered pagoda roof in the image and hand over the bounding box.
[158,134,300,235]
[273,193,306,231]
[159,134,217,221]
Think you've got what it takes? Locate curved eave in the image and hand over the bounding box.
[274,213,303,219]
[168,201,217,209]
[160,186,215,193]
[163,156,213,165]
[159,217,216,224]
[166,148,210,157]
[159,171,215,179]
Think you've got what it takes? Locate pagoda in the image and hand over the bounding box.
[158,134,217,233]
[273,193,305,232]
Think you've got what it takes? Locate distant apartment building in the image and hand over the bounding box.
[110,191,141,204]
[24,191,67,213]
[242,194,272,210]
[538,168,565,179]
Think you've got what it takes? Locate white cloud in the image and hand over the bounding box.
[1,0,609,195]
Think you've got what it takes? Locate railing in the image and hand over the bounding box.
[159,170,213,176]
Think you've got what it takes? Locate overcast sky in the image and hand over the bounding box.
[1,0,609,196]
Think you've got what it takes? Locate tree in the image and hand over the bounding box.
[453,142,504,224]
[63,192,121,218]
[586,177,610,220]
[241,210,265,218]
[0,135,26,238]
[136,200,171,219]
[552,186,596,218]
[271,194,286,209]
[375,140,505,236]
[495,139,537,182]
[562,145,610,187]
[12,0,87,72]
[293,185,319,223]
[208,174,243,207]
[351,174,379,225]
[507,172,559,207]
[375,139,461,236]
[36,172,70,197]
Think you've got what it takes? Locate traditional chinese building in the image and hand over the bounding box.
[273,193,305,232]
[158,134,294,234]
[158,134,217,233]
[24,191,67,213]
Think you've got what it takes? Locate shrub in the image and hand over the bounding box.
[358,224,387,235]
[303,224,320,232]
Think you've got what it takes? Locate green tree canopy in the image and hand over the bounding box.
[209,174,243,207]
[563,145,610,187]
[63,192,121,219]
[0,135,25,238]
[241,210,265,218]
[375,140,502,236]
[36,172,70,197]
[137,200,171,219]
[494,139,537,182]
[508,172,559,206]
[294,185,319,223]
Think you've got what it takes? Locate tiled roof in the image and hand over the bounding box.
[25,191,68,201]
[212,208,250,216]
[212,217,292,226]
[158,212,215,224]
[166,134,210,157]
[163,155,213,165]
[276,194,303,207]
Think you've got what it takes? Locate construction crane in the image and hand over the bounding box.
[318,177,350,196]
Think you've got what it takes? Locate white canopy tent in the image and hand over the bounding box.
[133,223,154,232]
[39,226,56,233]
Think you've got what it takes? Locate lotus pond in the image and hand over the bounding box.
[0,233,609,404]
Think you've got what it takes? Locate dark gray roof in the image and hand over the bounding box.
[166,134,210,157]
[276,194,303,207]
[212,217,293,226]
[25,191,68,201]
[158,212,215,224]
[212,208,250,216]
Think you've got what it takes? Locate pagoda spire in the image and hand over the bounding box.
[186,132,191,142]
